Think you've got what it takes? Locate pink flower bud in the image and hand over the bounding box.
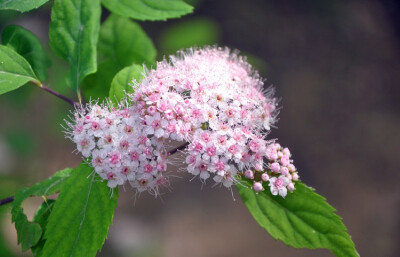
[254,163,263,171]
[288,183,295,192]
[288,164,296,172]
[282,147,291,156]
[292,173,299,181]
[280,155,290,166]
[252,182,264,192]
[261,173,269,182]
[244,170,254,180]
[280,167,289,176]
[270,162,280,173]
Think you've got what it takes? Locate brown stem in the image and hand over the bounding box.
[0,142,190,206]
[31,80,80,108]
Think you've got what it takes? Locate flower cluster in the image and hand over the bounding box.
[245,142,299,198]
[66,46,299,198]
[66,103,170,195]
[133,47,277,188]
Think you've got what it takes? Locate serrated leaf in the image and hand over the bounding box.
[82,15,155,101]
[109,64,144,103]
[14,210,42,252]
[11,168,73,251]
[31,200,56,257]
[0,0,49,12]
[99,14,156,68]
[2,25,50,81]
[41,163,118,257]
[101,0,193,21]
[49,0,101,93]
[0,45,39,95]
[237,180,358,257]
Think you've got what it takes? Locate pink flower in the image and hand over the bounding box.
[108,152,121,166]
[269,176,290,198]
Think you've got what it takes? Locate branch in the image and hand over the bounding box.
[31,80,80,108]
[0,142,190,206]
[0,196,14,206]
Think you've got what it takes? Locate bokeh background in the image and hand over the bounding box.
[1,0,399,256]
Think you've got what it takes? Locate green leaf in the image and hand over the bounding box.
[13,212,42,252]
[82,60,118,101]
[159,17,220,55]
[101,0,193,21]
[33,200,56,235]
[31,200,56,257]
[11,168,73,251]
[49,0,101,93]
[82,14,155,101]
[0,45,38,95]
[109,64,144,103]
[99,14,156,68]
[41,163,119,257]
[237,180,358,257]
[0,0,49,12]
[2,25,50,81]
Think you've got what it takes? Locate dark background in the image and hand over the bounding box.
[0,0,399,256]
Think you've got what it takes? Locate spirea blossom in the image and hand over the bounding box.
[65,102,170,195]
[65,46,299,198]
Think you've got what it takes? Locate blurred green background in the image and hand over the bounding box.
[0,0,399,256]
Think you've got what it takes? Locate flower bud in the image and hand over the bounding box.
[252,182,264,192]
[282,147,291,156]
[280,167,289,176]
[254,163,263,171]
[261,173,269,182]
[244,169,254,180]
[288,182,295,192]
[270,162,280,173]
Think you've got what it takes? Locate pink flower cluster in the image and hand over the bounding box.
[66,46,299,198]
[66,103,170,195]
[245,143,299,198]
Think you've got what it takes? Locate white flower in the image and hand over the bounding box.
[269,175,290,198]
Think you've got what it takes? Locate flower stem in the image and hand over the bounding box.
[0,196,14,206]
[31,80,80,108]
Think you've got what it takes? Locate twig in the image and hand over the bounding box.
[31,80,80,108]
[0,196,14,206]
